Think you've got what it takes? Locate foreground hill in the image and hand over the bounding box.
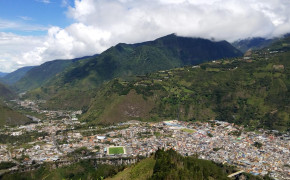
[82,46,289,131]
[109,149,271,180]
[0,66,35,85]
[1,149,269,180]
[25,34,242,109]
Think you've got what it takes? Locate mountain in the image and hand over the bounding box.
[24,34,242,110]
[0,66,35,85]
[14,60,79,92]
[232,37,274,53]
[0,83,28,126]
[0,102,31,127]
[267,35,290,52]
[13,55,99,92]
[0,82,15,100]
[0,72,8,77]
[82,39,290,132]
[55,34,242,88]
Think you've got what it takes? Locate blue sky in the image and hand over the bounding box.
[0,0,73,35]
[0,0,289,72]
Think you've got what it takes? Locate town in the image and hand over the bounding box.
[0,100,289,179]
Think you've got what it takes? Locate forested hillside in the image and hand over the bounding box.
[23,34,242,110]
[82,47,289,132]
[0,66,35,85]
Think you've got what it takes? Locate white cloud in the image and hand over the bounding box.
[0,32,44,72]
[1,0,290,72]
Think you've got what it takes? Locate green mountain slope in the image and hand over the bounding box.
[14,60,79,92]
[232,37,274,53]
[82,46,289,131]
[0,72,8,77]
[109,149,270,180]
[0,83,15,100]
[25,34,242,110]
[0,102,31,127]
[53,34,242,89]
[0,66,35,85]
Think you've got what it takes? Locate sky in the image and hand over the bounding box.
[0,0,290,72]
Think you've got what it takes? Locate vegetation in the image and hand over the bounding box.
[13,59,79,92]
[0,82,15,100]
[150,149,230,180]
[1,160,124,180]
[0,162,16,170]
[0,102,31,127]
[23,34,242,110]
[253,142,263,149]
[82,46,290,132]
[0,131,48,145]
[108,157,156,180]
[0,66,35,85]
[232,37,274,53]
[108,147,124,155]
[0,150,273,180]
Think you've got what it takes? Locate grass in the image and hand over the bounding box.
[181,128,196,133]
[108,147,124,155]
[107,157,156,180]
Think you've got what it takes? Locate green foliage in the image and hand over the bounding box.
[0,131,48,145]
[151,149,229,180]
[0,102,31,127]
[0,82,15,100]
[0,66,35,85]
[14,60,76,92]
[23,35,242,109]
[0,161,16,170]
[1,160,124,180]
[83,46,290,131]
[253,142,263,149]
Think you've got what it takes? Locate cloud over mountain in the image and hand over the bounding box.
[1,0,290,72]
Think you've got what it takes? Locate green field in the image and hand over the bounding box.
[181,128,196,133]
[108,147,124,154]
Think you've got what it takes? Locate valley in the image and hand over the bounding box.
[0,35,289,180]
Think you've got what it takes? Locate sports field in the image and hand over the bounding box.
[181,128,195,133]
[108,146,125,154]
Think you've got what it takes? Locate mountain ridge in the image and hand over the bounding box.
[0,66,35,85]
[23,34,242,110]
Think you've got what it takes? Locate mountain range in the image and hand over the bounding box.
[0,72,8,77]
[0,66,35,85]
[9,34,242,109]
[0,34,289,131]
